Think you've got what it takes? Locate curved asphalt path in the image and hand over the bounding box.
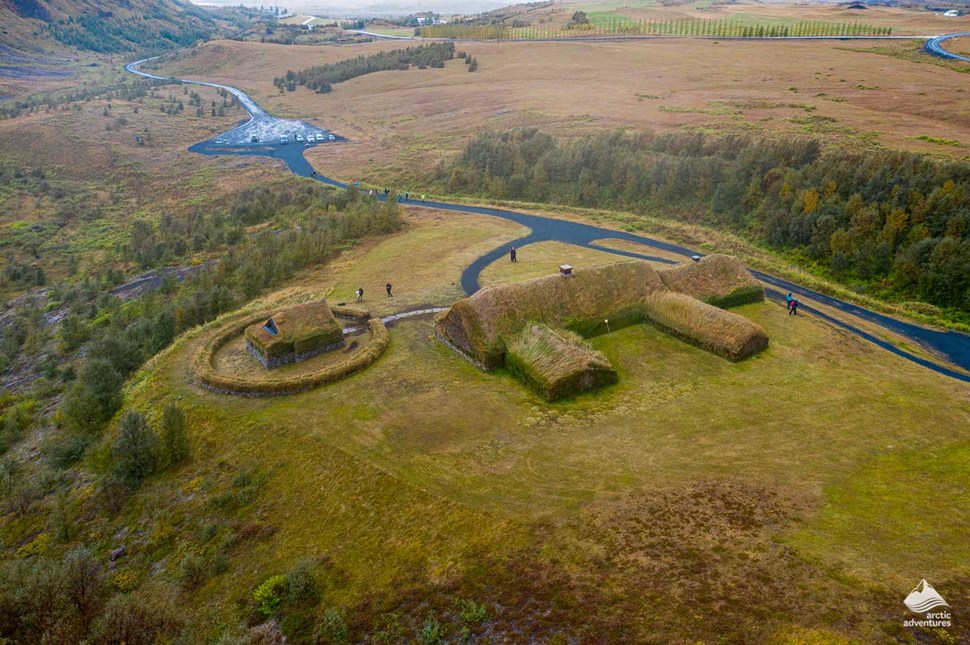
[127,56,970,383]
[926,32,970,62]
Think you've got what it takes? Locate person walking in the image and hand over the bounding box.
[510,247,517,263]
[356,287,364,303]
[789,298,799,315]
[421,194,426,203]
[386,283,393,298]
[785,292,794,311]
[405,192,409,201]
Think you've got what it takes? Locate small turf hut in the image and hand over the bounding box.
[435,261,665,369]
[505,325,618,401]
[245,300,344,369]
[657,254,764,308]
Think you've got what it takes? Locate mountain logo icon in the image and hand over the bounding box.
[903,579,950,614]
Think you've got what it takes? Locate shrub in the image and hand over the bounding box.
[254,574,288,616]
[179,553,208,591]
[48,492,75,541]
[92,593,182,645]
[315,608,350,644]
[112,569,140,592]
[46,432,93,469]
[111,411,159,488]
[419,612,445,644]
[455,598,488,624]
[285,563,318,607]
[160,402,189,467]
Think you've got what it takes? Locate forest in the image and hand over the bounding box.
[48,6,215,54]
[445,128,970,321]
[274,42,457,93]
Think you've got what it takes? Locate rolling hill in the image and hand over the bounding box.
[0,0,216,54]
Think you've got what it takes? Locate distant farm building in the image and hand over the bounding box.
[435,255,768,399]
[245,300,344,369]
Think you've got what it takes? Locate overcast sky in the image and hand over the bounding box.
[192,0,515,18]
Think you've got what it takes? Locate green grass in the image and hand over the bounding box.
[106,217,970,639]
[787,441,970,585]
[916,135,964,147]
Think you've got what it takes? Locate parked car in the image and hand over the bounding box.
[327,134,336,141]
[315,133,325,142]
[280,135,288,144]
[215,139,226,144]
[296,133,304,142]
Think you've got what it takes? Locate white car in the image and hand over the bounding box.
[296,133,304,142]
[280,135,288,144]
[215,139,226,144]
[315,133,325,142]
[327,134,335,141]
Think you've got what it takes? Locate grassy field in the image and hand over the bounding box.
[116,212,970,640]
[155,33,970,196]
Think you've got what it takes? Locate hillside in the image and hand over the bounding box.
[0,0,216,54]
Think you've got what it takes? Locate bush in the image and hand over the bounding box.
[419,612,445,644]
[46,433,93,469]
[92,593,182,645]
[315,608,349,644]
[160,402,189,467]
[285,563,318,607]
[253,574,287,616]
[455,598,488,624]
[62,358,123,434]
[111,411,159,488]
[179,553,208,591]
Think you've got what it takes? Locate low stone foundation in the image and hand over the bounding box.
[246,338,345,369]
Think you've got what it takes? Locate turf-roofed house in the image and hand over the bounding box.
[435,254,768,400]
[245,300,344,369]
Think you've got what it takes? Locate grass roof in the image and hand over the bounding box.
[643,291,768,362]
[245,299,342,357]
[436,260,664,367]
[658,254,764,308]
[505,324,617,401]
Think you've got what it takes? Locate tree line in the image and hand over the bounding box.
[273,42,457,93]
[444,128,970,322]
[419,18,890,40]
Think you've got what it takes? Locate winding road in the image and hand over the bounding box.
[126,47,970,383]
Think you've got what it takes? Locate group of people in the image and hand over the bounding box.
[355,283,394,303]
[394,192,428,203]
